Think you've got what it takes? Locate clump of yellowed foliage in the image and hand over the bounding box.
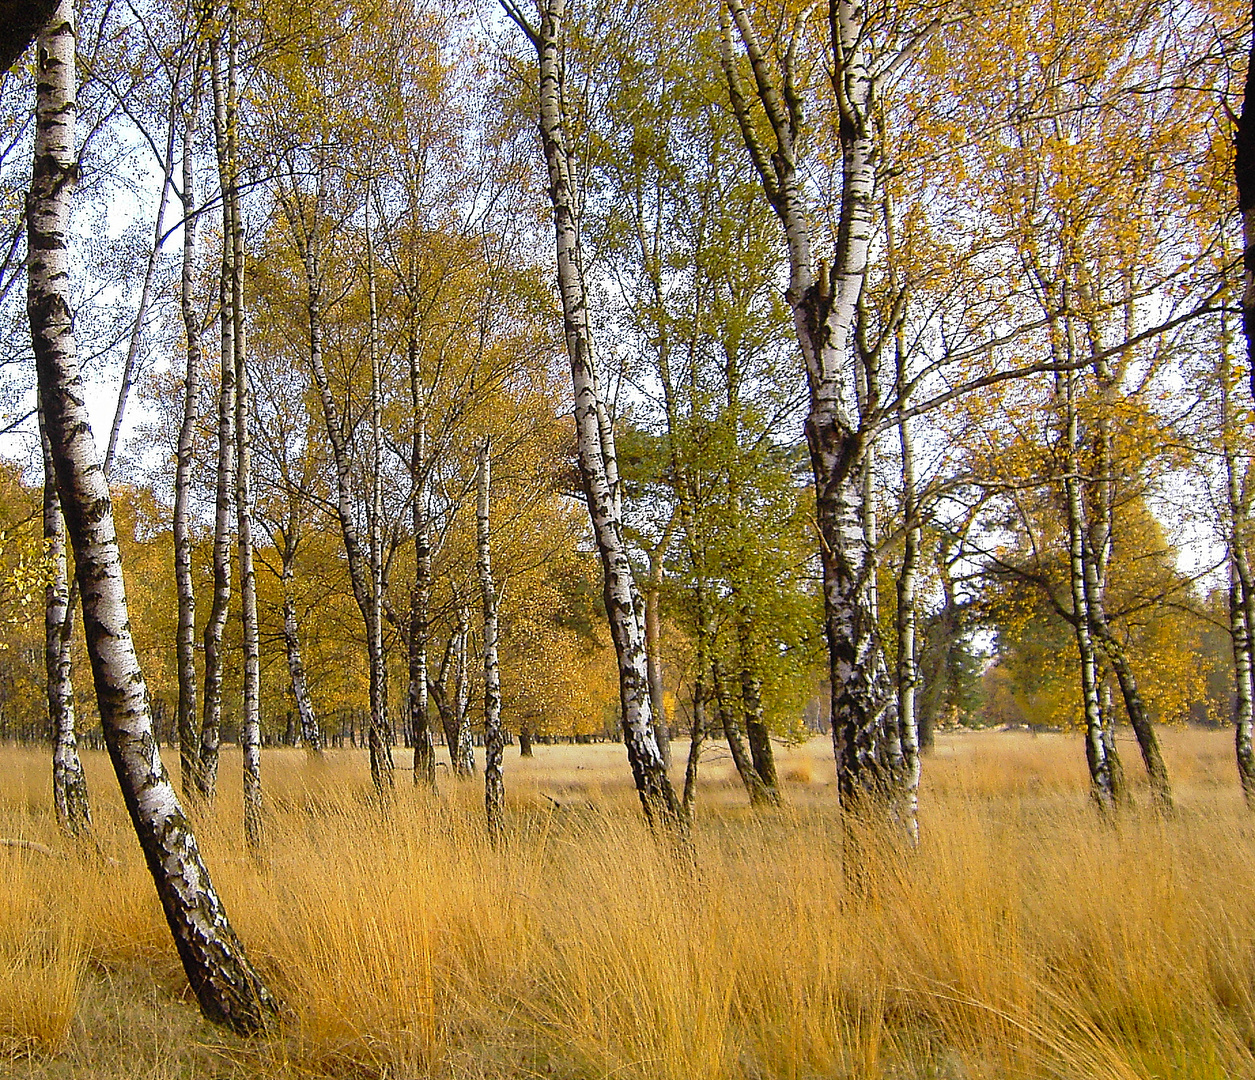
[2,730,1254,1080]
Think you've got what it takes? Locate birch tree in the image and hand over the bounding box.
[500,0,687,838]
[717,0,909,812]
[174,46,202,796]
[26,0,276,1031]
[41,403,91,836]
[477,438,504,839]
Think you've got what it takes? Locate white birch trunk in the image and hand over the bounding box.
[1222,338,1255,804]
[224,9,262,848]
[175,52,201,797]
[27,0,276,1030]
[408,338,435,787]
[279,526,320,751]
[41,403,90,836]
[1057,367,1115,811]
[644,537,672,772]
[893,366,920,839]
[477,440,505,840]
[721,0,898,810]
[507,0,686,836]
[455,602,474,775]
[199,33,235,803]
[365,199,393,795]
[885,198,919,841]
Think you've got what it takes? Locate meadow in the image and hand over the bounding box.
[2,728,1254,1080]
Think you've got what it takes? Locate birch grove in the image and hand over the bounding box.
[2,9,1255,1053]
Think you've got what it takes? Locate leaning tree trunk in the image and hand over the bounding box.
[721,0,899,811]
[1086,608,1173,813]
[733,599,781,805]
[502,0,686,838]
[477,439,505,842]
[199,32,235,803]
[41,404,90,836]
[174,50,201,798]
[1059,349,1172,812]
[724,346,780,805]
[429,635,460,772]
[27,0,276,1031]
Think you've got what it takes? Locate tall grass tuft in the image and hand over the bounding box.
[2,729,1255,1078]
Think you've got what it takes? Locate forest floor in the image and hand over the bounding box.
[1,727,1253,1079]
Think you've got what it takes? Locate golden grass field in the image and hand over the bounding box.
[3,727,1254,1079]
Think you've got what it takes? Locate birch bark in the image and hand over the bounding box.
[720,0,899,809]
[455,602,474,774]
[365,194,394,796]
[279,524,321,751]
[223,7,263,848]
[408,338,435,788]
[477,440,504,840]
[1235,21,1255,793]
[41,404,90,836]
[501,0,686,837]
[1237,9,1255,402]
[199,32,235,802]
[644,528,672,771]
[1222,335,1255,803]
[1057,366,1115,811]
[175,53,201,797]
[27,0,276,1031]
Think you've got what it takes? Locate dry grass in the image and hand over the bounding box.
[3,728,1255,1079]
